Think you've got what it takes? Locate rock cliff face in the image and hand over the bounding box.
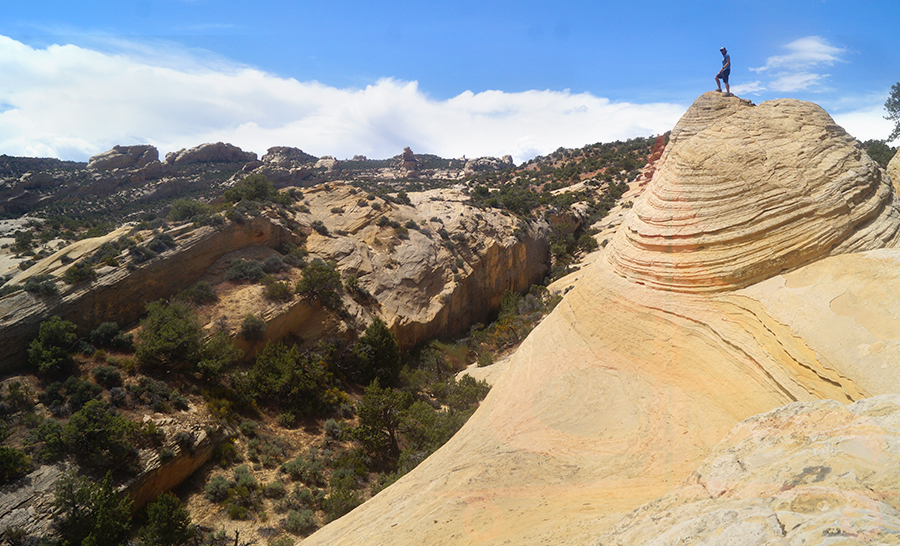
[303,93,900,546]
[0,216,299,370]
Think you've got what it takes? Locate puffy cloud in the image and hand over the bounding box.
[0,35,685,164]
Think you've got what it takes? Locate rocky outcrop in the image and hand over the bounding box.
[260,146,317,167]
[314,156,340,171]
[400,147,418,172]
[464,155,514,174]
[88,145,159,170]
[598,395,900,546]
[0,216,299,371]
[607,94,900,292]
[165,142,257,165]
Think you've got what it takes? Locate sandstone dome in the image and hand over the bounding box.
[607,92,900,292]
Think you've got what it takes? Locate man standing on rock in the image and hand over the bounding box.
[715,46,731,95]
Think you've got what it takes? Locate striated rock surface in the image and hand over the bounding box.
[598,395,900,546]
[87,144,159,170]
[464,155,514,174]
[304,94,900,546]
[165,142,257,165]
[607,94,900,292]
[889,147,900,195]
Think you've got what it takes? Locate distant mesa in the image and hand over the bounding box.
[165,142,257,165]
[87,144,159,171]
[606,91,900,292]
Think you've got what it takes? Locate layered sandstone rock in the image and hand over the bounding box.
[87,144,159,170]
[598,395,900,546]
[165,142,257,165]
[607,94,900,292]
[888,147,900,194]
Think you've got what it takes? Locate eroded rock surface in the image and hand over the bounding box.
[87,144,160,171]
[599,395,900,546]
[165,142,257,165]
[303,94,900,546]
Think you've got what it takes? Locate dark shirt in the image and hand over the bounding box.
[722,54,731,72]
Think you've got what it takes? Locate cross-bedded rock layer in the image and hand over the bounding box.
[607,92,900,292]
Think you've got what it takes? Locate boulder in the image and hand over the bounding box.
[87,144,159,170]
[607,95,900,292]
[314,156,340,171]
[400,146,418,172]
[165,142,257,165]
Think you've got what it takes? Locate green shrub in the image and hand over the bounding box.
[90,321,134,351]
[225,259,265,283]
[264,481,287,499]
[224,174,278,203]
[54,471,132,546]
[263,256,286,273]
[138,492,194,546]
[284,509,317,535]
[63,376,103,411]
[63,399,137,468]
[205,475,232,503]
[0,446,31,482]
[310,220,328,235]
[196,331,243,380]
[28,316,78,377]
[137,301,203,369]
[240,342,338,418]
[169,198,213,222]
[351,318,401,387]
[62,261,96,284]
[240,314,267,341]
[265,281,294,302]
[182,280,217,305]
[23,274,58,296]
[295,260,343,311]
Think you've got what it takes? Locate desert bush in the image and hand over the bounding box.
[90,321,134,351]
[23,274,58,296]
[224,174,279,203]
[63,399,136,468]
[351,318,401,387]
[240,314,267,341]
[225,259,265,283]
[265,281,294,302]
[197,331,243,380]
[262,256,286,273]
[138,492,195,546]
[169,198,213,222]
[240,342,339,418]
[137,301,203,369]
[181,280,217,305]
[310,220,328,235]
[0,446,31,482]
[28,316,78,377]
[62,261,96,284]
[284,509,317,535]
[53,471,132,546]
[264,481,287,499]
[295,260,343,311]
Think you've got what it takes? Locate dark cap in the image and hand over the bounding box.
[720,47,727,51]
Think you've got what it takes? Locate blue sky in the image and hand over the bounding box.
[0,0,897,163]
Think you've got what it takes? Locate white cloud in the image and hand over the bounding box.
[750,36,847,73]
[832,104,896,144]
[747,36,847,93]
[731,81,766,96]
[0,35,685,164]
